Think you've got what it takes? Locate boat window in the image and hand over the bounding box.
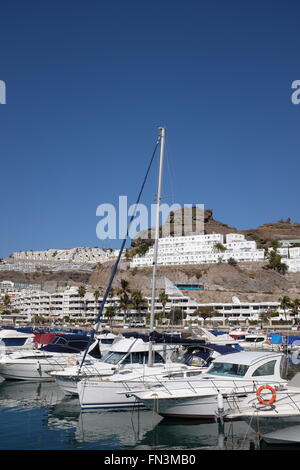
[121,351,164,364]
[53,337,67,345]
[206,362,249,377]
[252,360,276,377]
[162,372,184,379]
[280,356,289,380]
[186,371,203,377]
[103,352,126,364]
[23,355,54,359]
[245,337,264,343]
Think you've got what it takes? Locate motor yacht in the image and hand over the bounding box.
[0,333,101,381]
[125,351,289,419]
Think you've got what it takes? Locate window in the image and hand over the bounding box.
[103,352,126,364]
[252,360,276,377]
[122,351,164,365]
[207,362,249,377]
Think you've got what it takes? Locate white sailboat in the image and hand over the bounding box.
[76,127,221,410]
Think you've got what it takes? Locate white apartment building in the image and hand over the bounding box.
[10,247,121,264]
[185,301,280,323]
[279,240,300,247]
[0,260,95,272]
[281,258,300,273]
[9,286,283,324]
[273,247,300,273]
[12,287,105,320]
[0,281,15,293]
[131,233,265,268]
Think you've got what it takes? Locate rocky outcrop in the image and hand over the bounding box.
[131,207,238,248]
[242,221,300,247]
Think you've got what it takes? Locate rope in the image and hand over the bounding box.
[78,136,160,373]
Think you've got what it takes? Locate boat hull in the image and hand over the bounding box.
[78,380,145,410]
[140,395,221,419]
[138,392,255,419]
[0,363,57,381]
[0,356,77,381]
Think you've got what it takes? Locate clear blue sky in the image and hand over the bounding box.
[0,0,299,257]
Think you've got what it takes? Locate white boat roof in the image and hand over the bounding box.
[108,337,170,353]
[0,330,33,338]
[96,333,117,339]
[212,351,283,366]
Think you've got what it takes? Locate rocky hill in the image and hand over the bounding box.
[242,220,300,247]
[131,208,300,249]
[2,208,300,301]
[88,260,300,303]
[131,208,238,248]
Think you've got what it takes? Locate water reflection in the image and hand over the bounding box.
[135,418,259,450]
[49,399,163,448]
[0,380,66,409]
[0,379,299,450]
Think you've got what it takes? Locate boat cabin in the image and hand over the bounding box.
[203,351,288,383]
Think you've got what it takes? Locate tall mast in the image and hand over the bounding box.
[148,126,166,365]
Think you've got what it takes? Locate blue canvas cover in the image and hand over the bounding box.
[268,333,283,344]
[40,334,91,353]
[285,335,300,346]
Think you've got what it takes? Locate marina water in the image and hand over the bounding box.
[1,359,300,451]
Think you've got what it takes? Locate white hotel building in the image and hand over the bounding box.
[8,286,282,324]
[11,247,121,264]
[278,247,300,273]
[131,233,265,268]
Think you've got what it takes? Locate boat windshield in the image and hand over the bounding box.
[102,350,165,365]
[206,362,249,378]
[245,337,264,343]
[103,352,126,364]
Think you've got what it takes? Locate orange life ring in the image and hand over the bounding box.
[256,384,276,405]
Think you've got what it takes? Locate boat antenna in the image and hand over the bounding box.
[78,130,161,372]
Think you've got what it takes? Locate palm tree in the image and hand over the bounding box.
[270,240,281,250]
[3,294,11,312]
[159,290,169,323]
[292,298,300,321]
[260,310,277,327]
[214,243,227,252]
[124,249,133,261]
[131,290,146,322]
[117,279,131,322]
[109,287,116,299]
[93,289,100,315]
[279,296,292,320]
[78,285,87,317]
[119,279,130,294]
[104,306,116,327]
[194,306,215,326]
